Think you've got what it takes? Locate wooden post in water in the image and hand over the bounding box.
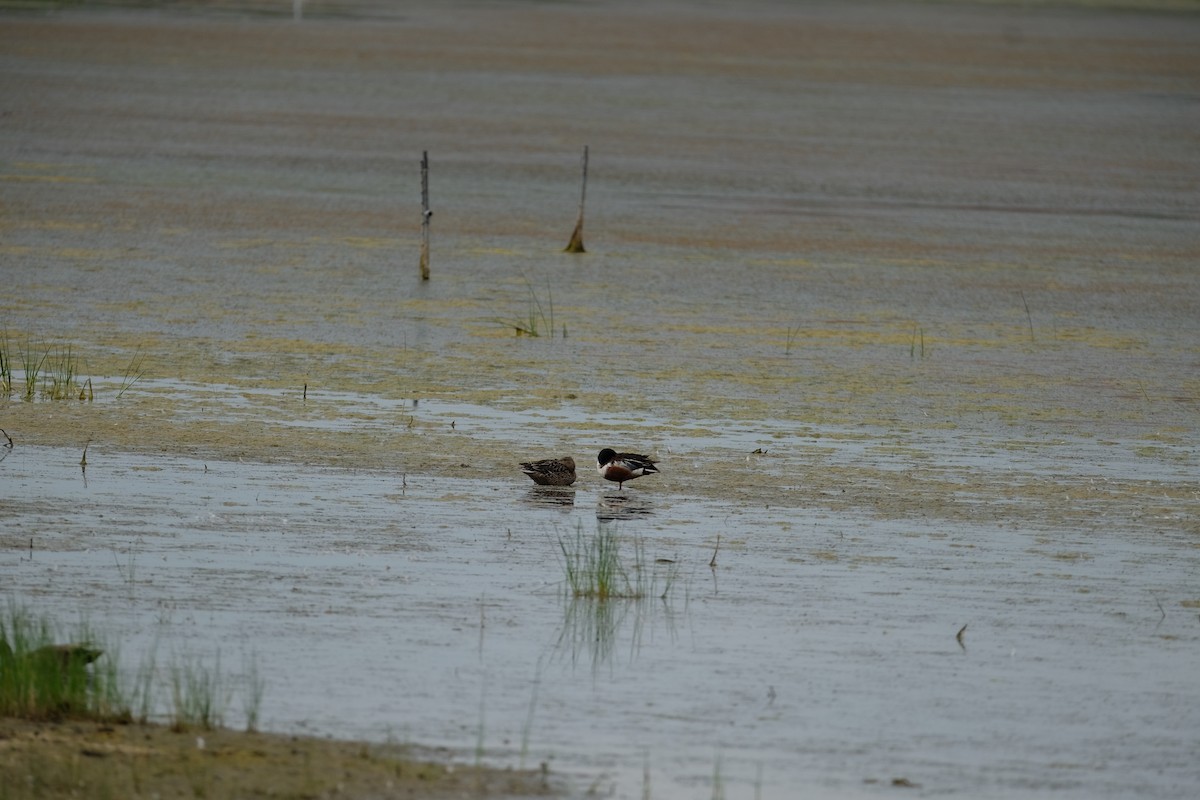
[419,151,431,280]
[564,145,588,253]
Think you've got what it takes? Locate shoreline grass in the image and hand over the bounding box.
[0,605,118,722]
[0,605,254,733]
[169,650,228,731]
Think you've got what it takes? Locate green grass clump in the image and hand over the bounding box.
[0,605,119,721]
[555,527,684,671]
[1,334,147,402]
[41,344,88,400]
[17,340,46,402]
[496,278,563,338]
[558,523,677,601]
[6,339,92,401]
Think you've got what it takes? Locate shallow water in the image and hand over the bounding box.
[3,430,1198,799]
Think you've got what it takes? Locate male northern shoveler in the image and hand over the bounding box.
[520,456,577,486]
[596,448,659,490]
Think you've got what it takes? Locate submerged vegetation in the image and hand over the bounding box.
[0,336,89,402]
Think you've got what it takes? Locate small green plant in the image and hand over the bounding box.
[555,525,683,672]
[18,340,46,401]
[117,348,148,398]
[497,278,558,338]
[41,343,86,400]
[241,651,265,733]
[557,523,678,601]
[0,330,11,396]
[170,650,228,731]
[559,523,627,600]
[132,645,159,724]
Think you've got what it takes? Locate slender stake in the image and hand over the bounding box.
[419,151,431,280]
[564,145,588,253]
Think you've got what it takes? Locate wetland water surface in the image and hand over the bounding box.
[3,407,1198,798]
[2,1,1199,797]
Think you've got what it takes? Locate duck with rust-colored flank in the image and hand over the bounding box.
[520,456,577,486]
[596,448,659,490]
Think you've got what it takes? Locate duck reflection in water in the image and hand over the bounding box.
[523,486,576,509]
[596,493,655,522]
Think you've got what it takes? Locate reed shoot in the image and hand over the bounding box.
[0,330,11,396]
[117,348,148,398]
